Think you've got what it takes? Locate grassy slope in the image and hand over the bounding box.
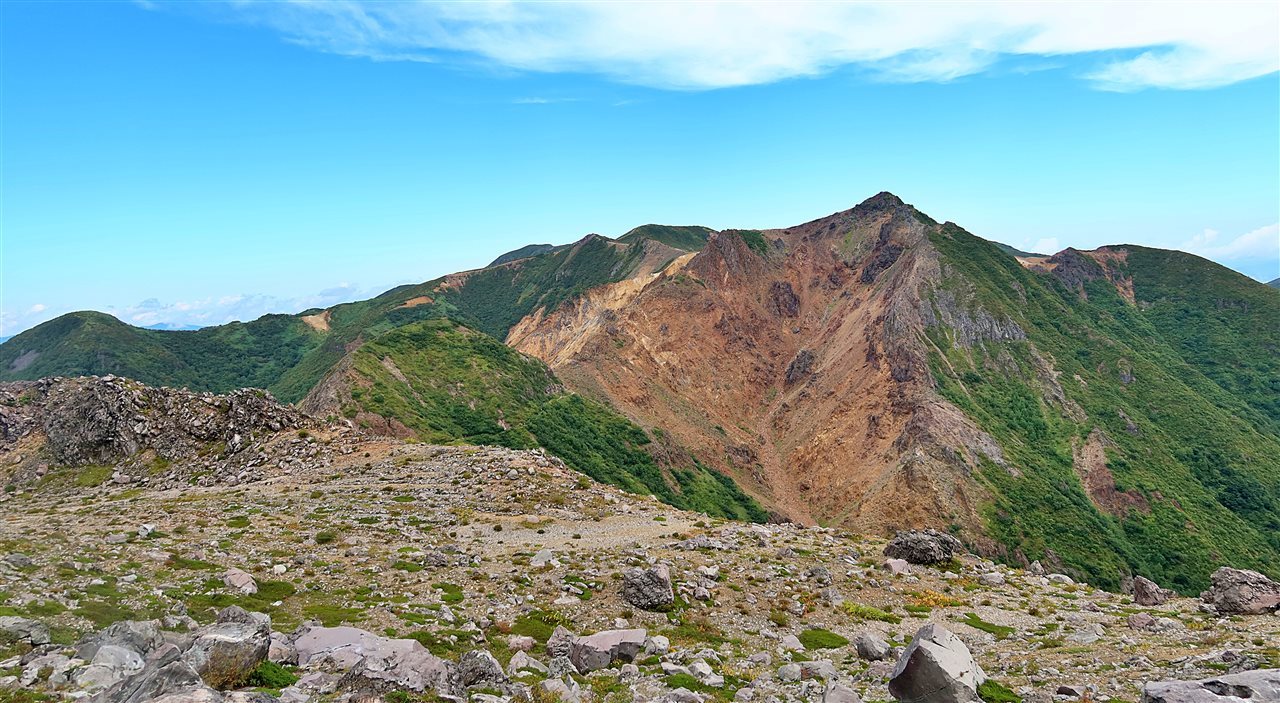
[344,319,766,521]
[0,311,321,394]
[617,224,712,251]
[926,223,1280,592]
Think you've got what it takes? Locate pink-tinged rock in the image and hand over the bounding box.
[882,559,911,576]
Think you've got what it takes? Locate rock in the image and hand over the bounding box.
[568,628,646,673]
[644,635,670,656]
[0,616,49,646]
[223,567,258,596]
[777,663,802,682]
[854,632,891,661]
[1048,574,1075,585]
[1127,613,1156,630]
[94,643,206,703]
[146,686,225,702]
[183,620,270,689]
[1199,567,1280,615]
[1057,684,1086,698]
[336,636,458,699]
[459,650,508,687]
[823,682,863,703]
[780,635,804,652]
[531,549,556,568]
[3,553,33,569]
[546,626,577,659]
[883,530,963,566]
[507,650,548,676]
[76,620,166,660]
[1133,576,1175,606]
[75,644,146,691]
[883,559,911,576]
[621,565,674,611]
[978,572,1005,587]
[1140,669,1280,702]
[507,635,535,653]
[888,623,986,703]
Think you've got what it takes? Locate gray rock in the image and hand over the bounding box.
[823,683,863,703]
[883,530,963,566]
[145,686,225,702]
[3,553,33,569]
[546,625,577,659]
[1140,669,1280,702]
[507,650,548,676]
[183,620,270,689]
[76,620,165,660]
[568,628,646,673]
[91,643,205,703]
[0,616,49,646]
[854,632,891,661]
[336,635,458,699]
[459,650,508,688]
[777,663,802,682]
[222,568,258,596]
[888,623,986,703]
[1133,576,1175,606]
[1199,567,1280,615]
[622,565,674,611]
[75,644,146,691]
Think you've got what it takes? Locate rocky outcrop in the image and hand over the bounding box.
[569,629,647,673]
[0,376,305,467]
[0,616,50,646]
[888,623,986,703]
[1133,576,1175,606]
[182,620,270,689]
[1140,669,1280,702]
[621,565,674,611]
[884,530,964,566]
[1199,567,1280,615]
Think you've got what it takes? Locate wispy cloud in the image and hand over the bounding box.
[1180,223,1280,262]
[168,1,1279,91]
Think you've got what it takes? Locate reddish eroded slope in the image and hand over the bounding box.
[508,193,1007,539]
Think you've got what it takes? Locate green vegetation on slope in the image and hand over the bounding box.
[926,222,1280,592]
[343,319,766,521]
[617,224,713,251]
[0,311,321,394]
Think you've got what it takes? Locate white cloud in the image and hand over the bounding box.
[27,304,46,314]
[184,1,1280,90]
[1180,223,1280,261]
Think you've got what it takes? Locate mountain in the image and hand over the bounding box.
[4,193,1278,593]
[1269,277,1279,288]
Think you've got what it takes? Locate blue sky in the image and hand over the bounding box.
[2,1,1277,335]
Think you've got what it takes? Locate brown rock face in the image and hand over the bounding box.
[507,193,1008,537]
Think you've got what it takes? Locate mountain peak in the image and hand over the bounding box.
[853,191,906,213]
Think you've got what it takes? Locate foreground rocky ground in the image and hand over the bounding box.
[0,436,1277,702]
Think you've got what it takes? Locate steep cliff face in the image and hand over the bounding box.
[507,194,1006,540]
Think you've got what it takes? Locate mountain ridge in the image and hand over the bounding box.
[3,193,1277,593]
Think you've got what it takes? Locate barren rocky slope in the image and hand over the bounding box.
[0,391,1278,703]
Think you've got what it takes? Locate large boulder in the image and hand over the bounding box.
[90,643,206,703]
[569,629,647,673]
[459,650,508,688]
[337,639,458,699]
[1199,567,1280,615]
[291,625,459,699]
[75,644,147,691]
[1141,669,1280,702]
[621,565,674,611]
[883,530,964,566]
[1133,576,1175,606]
[0,616,50,646]
[182,620,271,689]
[76,620,166,660]
[888,623,986,703]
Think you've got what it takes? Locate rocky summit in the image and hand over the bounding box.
[0,389,1276,703]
